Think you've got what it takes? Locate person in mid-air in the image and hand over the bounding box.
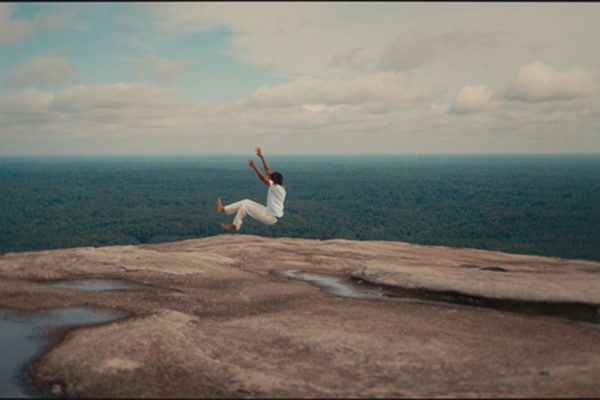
[217,147,286,231]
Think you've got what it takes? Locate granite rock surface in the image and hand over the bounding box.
[1,234,599,397]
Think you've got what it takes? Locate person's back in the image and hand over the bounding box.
[266,180,286,218]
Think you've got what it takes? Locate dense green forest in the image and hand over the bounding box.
[1,155,599,261]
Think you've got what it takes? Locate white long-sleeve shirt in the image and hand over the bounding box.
[265,180,286,218]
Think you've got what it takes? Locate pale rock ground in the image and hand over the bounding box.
[1,234,599,397]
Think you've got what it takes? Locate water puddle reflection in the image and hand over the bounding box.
[0,307,125,397]
[275,269,383,299]
[48,279,141,292]
[276,269,600,324]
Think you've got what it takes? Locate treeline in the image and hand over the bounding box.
[1,155,599,261]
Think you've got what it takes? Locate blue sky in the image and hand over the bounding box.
[1,2,599,155]
[1,3,285,101]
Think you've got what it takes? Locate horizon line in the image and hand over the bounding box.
[1,152,600,158]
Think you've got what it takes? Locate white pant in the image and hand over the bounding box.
[225,199,278,230]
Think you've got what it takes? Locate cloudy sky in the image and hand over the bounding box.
[1,2,599,155]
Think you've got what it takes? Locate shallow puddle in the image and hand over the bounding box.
[0,307,125,397]
[275,269,383,299]
[48,279,141,291]
[277,269,600,324]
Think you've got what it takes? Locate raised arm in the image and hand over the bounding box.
[255,147,273,176]
[248,159,270,185]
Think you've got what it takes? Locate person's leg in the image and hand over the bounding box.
[217,197,225,213]
[219,199,246,230]
[220,199,251,230]
[227,199,277,230]
[223,199,249,216]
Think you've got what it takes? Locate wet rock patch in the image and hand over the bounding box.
[350,274,600,324]
[0,307,125,397]
[273,269,383,300]
[479,266,508,272]
[47,279,142,292]
[277,269,600,324]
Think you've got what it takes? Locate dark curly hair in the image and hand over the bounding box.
[269,171,283,186]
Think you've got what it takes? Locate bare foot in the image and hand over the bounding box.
[220,223,237,231]
[217,197,225,213]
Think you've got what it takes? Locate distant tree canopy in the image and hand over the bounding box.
[1,155,599,261]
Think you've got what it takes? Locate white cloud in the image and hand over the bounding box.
[506,61,598,102]
[2,78,600,154]
[328,47,370,72]
[147,3,403,76]
[0,4,81,46]
[0,90,53,114]
[429,103,448,115]
[50,82,182,113]
[0,3,40,46]
[302,104,327,114]
[155,58,194,81]
[0,78,434,142]
[0,83,194,136]
[127,52,157,72]
[146,3,563,80]
[10,56,78,87]
[450,84,493,114]
[126,52,193,81]
[377,29,509,73]
[378,37,437,72]
[149,2,323,37]
[245,72,434,108]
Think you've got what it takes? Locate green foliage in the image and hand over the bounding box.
[1,155,599,261]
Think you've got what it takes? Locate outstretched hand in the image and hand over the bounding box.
[248,155,269,185]
[255,147,263,157]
